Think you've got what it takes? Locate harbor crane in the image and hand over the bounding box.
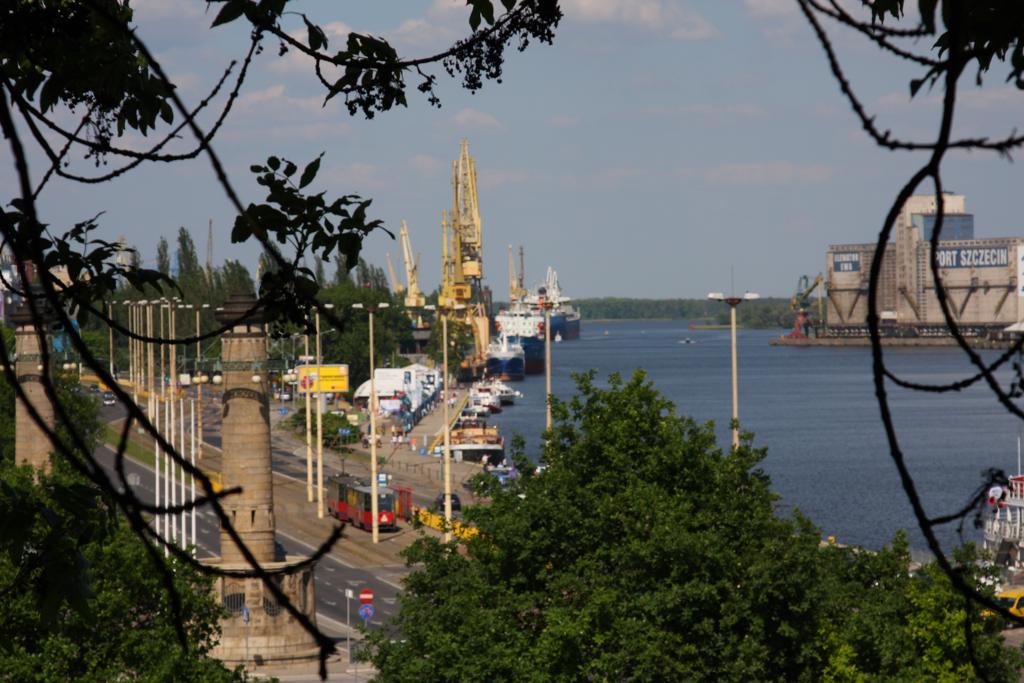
[385,252,404,296]
[786,273,824,338]
[399,220,426,315]
[439,140,490,376]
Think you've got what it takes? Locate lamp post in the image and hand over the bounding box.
[194,303,209,459]
[303,322,313,503]
[107,301,115,379]
[314,303,334,519]
[707,291,760,448]
[424,302,464,541]
[353,301,389,544]
[539,294,554,432]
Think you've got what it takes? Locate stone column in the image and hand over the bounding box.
[10,299,54,472]
[216,293,275,565]
[208,292,319,666]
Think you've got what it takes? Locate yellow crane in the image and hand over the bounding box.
[439,140,489,375]
[385,252,404,296]
[399,220,425,309]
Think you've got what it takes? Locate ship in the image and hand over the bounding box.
[524,267,581,341]
[443,415,505,467]
[493,300,545,374]
[484,332,525,381]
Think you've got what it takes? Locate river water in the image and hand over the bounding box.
[487,320,1024,556]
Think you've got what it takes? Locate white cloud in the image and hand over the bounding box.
[562,0,717,40]
[641,103,766,118]
[452,107,503,129]
[227,84,351,141]
[705,162,832,185]
[742,0,796,17]
[478,169,529,189]
[321,163,382,190]
[549,114,580,127]
[409,154,443,176]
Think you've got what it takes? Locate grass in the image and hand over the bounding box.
[102,423,157,468]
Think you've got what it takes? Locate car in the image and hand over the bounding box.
[101,391,116,406]
[988,587,1024,622]
[433,493,462,513]
[280,390,292,401]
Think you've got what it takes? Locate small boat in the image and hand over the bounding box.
[680,337,695,344]
[444,416,505,466]
[554,331,563,343]
[486,379,523,405]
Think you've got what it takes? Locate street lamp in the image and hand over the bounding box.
[538,292,555,432]
[424,302,464,541]
[707,291,760,448]
[352,301,390,543]
[314,302,335,520]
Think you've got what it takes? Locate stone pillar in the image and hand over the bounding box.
[10,299,54,472]
[216,293,275,565]
[208,292,319,666]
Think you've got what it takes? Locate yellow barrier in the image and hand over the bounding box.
[202,469,223,494]
[415,508,478,540]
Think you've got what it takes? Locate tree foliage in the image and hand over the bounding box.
[0,378,240,682]
[564,296,792,327]
[367,372,1023,681]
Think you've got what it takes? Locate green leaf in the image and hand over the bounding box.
[299,156,322,189]
[211,0,246,27]
[304,16,328,51]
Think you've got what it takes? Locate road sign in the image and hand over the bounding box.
[344,588,354,600]
[359,588,374,604]
[278,407,289,415]
[358,603,374,621]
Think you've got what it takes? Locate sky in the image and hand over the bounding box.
[6,0,1024,299]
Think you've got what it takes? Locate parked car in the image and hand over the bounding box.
[101,391,116,406]
[280,390,292,401]
[433,493,462,513]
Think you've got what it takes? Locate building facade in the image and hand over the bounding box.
[826,194,1024,336]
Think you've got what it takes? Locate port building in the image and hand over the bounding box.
[826,194,1024,337]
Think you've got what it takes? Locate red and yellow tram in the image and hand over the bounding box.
[327,476,397,531]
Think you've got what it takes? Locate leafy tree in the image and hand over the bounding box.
[1,0,565,669]
[366,372,1023,681]
[156,236,170,276]
[0,377,240,682]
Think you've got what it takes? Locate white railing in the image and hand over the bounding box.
[985,518,1024,543]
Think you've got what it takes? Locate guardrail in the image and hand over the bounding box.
[415,508,477,540]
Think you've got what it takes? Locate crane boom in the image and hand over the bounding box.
[385,253,403,295]
[400,220,425,309]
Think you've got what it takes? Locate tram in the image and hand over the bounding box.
[327,475,397,531]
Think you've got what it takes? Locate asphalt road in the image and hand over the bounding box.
[93,437,402,636]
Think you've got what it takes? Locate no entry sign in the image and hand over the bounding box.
[359,588,374,604]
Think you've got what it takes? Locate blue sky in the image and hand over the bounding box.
[9,1,1024,298]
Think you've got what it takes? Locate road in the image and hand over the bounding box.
[93,421,403,635]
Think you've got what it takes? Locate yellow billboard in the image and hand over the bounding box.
[297,364,349,394]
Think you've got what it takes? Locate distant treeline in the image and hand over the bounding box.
[570,297,793,328]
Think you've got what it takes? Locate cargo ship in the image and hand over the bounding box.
[493,301,545,374]
[525,267,581,341]
[484,331,525,381]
